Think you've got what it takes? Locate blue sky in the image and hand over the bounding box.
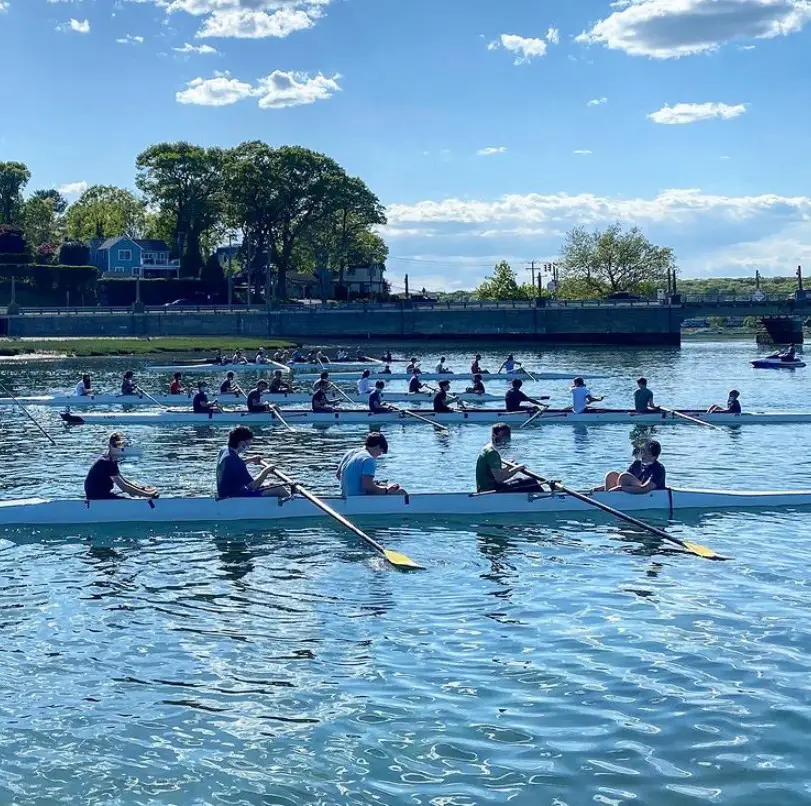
[2,0,811,292]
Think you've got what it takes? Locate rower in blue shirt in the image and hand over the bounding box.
[594,439,666,494]
[335,432,407,497]
[368,381,389,413]
[193,381,222,414]
[216,426,288,499]
[707,389,741,414]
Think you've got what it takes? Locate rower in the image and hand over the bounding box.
[571,377,603,414]
[357,369,373,396]
[708,389,742,414]
[220,371,237,396]
[471,354,490,375]
[406,357,420,374]
[311,380,338,413]
[466,374,486,395]
[246,380,271,413]
[434,356,453,374]
[232,349,249,365]
[73,374,93,397]
[268,370,292,394]
[505,378,548,412]
[216,426,288,499]
[336,432,407,496]
[634,377,657,412]
[213,350,226,365]
[382,351,393,363]
[273,349,284,362]
[433,379,454,413]
[476,424,544,493]
[368,380,389,413]
[596,439,666,494]
[291,349,304,363]
[84,432,158,501]
[312,370,330,392]
[356,349,367,361]
[255,347,268,364]
[193,381,221,414]
[379,364,392,374]
[499,354,521,374]
[336,348,349,361]
[409,372,429,394]
[169,372,184,395]
[121,371,137,396]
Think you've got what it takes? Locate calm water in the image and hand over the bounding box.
[1,341,810,805]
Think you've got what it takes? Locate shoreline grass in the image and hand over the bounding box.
[0,336,297,358]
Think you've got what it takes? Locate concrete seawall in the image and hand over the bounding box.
[3,304,685,344]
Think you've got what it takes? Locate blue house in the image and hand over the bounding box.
[88,237,179,278]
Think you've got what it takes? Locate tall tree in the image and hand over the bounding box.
[65,185,146,241]
[136,142,225,276]
[30,189,67,215]
[559,224,675,296]
[21,192,65,248]
[0,161,31,224]
[475,260,534,301]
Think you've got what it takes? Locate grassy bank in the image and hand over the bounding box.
[0,337,296,358]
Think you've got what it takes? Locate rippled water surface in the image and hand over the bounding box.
[1,341,811,805]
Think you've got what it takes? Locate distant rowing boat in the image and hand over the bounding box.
[0,391,506,408]
[147,361,379,374]
[59,408,811,428]
[1,487,809,527]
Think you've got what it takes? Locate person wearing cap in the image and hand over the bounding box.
[268,370,292,394]
[571,377,603,414]
[467,374,487,395]
[505,378,548,413]
[634,377,657,413]
[433,379,454,413]
[246,380,271,413]
[336,432,407,497]
[193,381,222,414]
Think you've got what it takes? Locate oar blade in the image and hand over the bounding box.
[383,549,425,570]
[682,540,725,560]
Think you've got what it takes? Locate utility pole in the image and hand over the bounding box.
[404,273,409,299]
[798,265,804,292]
[525,260,537,288]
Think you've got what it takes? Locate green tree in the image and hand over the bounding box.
[65,185,146,241]
[21,192,65,248]
[0,161,31,224]
[475,260,534,300]
[559,223,674,296]
[30,189,67,214]
[136,142,225,276]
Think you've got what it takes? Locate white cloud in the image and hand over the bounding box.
[587,97,608,106]
[490,34,548,64]
[545,27,560,44]
[196,6,318,38]
[176,69,340,108]
[176,72,255,105]
[58,181,89,197]
[648,101,747,124]
[59,18,90,33]
[576,0,811,59]
[0,2,8,12]
[573,149,593,155]
[477,146,507,156]
[157,0,331,14]
[173,42,217,53]
[116,34,144,44]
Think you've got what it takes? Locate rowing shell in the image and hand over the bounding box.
[0,391,506,408]
[0,487,809,527]
[58,408,811,427]
[147,361,379,374]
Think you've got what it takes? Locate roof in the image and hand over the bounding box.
[97,237,169,251]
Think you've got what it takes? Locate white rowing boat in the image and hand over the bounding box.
[0,391,506,408]
[147,361,379,374]
[59,408,811,427]
[1,487,809,527]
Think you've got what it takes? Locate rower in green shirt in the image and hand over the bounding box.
[476,424,545,493]
[634,377,658,413]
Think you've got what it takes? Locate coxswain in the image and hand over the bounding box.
[232,349,249,365]
[571,377,603,414]
[255,347,269,364]
[169,372,184,395]
[471,354,490,374]
[84,432,158,501]
[246,380,271,413]
[368,380,389,413]
[312,370,330,392]
[634,377,657,412]
[434,356,453,374]
[357,369,373,396]
[73,374,93,397]
[336,432,407,496]
[505,378,548,412]
[475,424,544,493]
[220,371,237,396]
[121,371,137,396]
[595,439,666,494]
[216,426,288,499]
[409,372,429,394]
[433,379,454,413]
[311,380,338,412]
[499,354,521,374]
[466,374,486,395]
[708,389,742,414]
[268,370,292,394]
[193,381,221,414]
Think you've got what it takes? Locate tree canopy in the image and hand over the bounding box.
[475,261,535,301]
[65,185,146,242]
[0,162,31,224]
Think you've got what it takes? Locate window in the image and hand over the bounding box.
[142,252,156,266]
[118,249,132,261]
[113,266,127,273]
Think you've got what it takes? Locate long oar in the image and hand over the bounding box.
[659,406,724,432]
[519,404,549,429]
[519,363,538,383]
[135,386,169,411]
[0,380,57,446]
[505,462,723,560]
[268,467,423,570]
[269,405,295,432]
[329,383,356,406]
[389,405,449,432]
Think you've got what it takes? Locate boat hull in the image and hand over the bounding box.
[2,488,811,527]
[147,361,379,373]
[751,359,806,369]
[59,408,811,427]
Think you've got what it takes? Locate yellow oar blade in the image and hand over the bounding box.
[682,541,723,560]
[384,549,425,570]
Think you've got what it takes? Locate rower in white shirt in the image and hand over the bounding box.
[357,370,373,396]
[74,374,93,396]
[571,377,604,414]
[434,356,453,374]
